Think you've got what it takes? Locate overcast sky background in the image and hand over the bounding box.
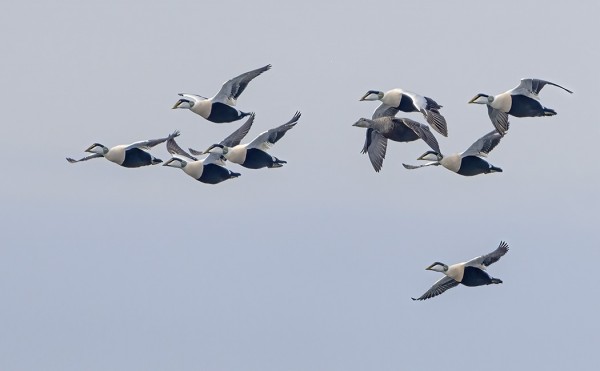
[2,1,599,370]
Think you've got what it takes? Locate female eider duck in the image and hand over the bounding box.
[172,64,271,123]
[353,104,441,172]
[412,241,509,301]
[162,137,240,185]
[360,88,448,137]
[469,78,573,135]
[191,111,301,169]
[403,129,503,176]
[66,131,179,168]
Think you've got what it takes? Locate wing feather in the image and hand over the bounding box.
[412,276,460,301]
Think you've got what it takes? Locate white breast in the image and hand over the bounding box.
[440,154,461,173]
[105,145,126,165]
[446,263,465,282]
[226,145,247,164]
[191,99,212,119]
[183,161,204,179]
[382,89,403,107]
[491,92,512,113]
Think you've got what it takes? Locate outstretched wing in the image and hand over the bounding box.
[512,78,573,96]
[221,113,255,147]
[372,103,399,119]
[127,131,180,150]
[412,276,460,301]
[467,241,510,267]
[213,64,272,105]
[400,118,441,153]
[462,130,503,158]
[66,153,103,163]
[487,106,510,136]
[402,162,440,170]
[362,130,387,172]
[166,137,197,161]
[247,111,301,150]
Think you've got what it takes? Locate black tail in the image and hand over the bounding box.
[270,157,287,168]
[230,171,241,178]
[489,165,502,173]
[543,108,557,116]
[152,158,163,165]
[491,278,503,284]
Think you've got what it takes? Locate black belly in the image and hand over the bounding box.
[457,156,492,176]
[397,94,418,112]
[121,148,155,168]
[198,163,238,184]
[461,266,493,287]
[508,95,546,117]
[242,148,274,169]
[207,102,244,123]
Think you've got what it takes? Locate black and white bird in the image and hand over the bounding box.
[360,88,448,136]
[353,104,441,172]
[412,241,509,301]
[162,137,240,185]
[172,64,271,123]
[469,78,573,135]
[191,111,301,169]
[403,130,503,176]
[66,131,179,168]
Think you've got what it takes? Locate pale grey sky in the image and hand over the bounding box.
[1,1,599,370]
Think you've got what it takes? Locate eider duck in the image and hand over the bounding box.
[469,78,573,135]
[360,88,448,136]
[353,104,441,172]
[163,137,240,184]
[172,64,271,123]
[412,241,509,301]
[191,111,301,169]
[403,129,503,176]
[66,131,179,168]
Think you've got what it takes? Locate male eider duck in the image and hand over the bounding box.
[353,104,441,172]
[191,111,301,169]
[412,241,509,301]
[469,78,573,135]
[163,137,240,185]
[66,131,179,168]
[402,129,503,176]
[360,88,448,137]
[172,64,271,123]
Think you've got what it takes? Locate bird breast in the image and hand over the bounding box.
[382,89,403,107]
[227,145,247,164]
[183,161,204,179]
[105,145,126,165]
[440,154,461,173]
[191,99,212,119]
[491,93,512,113]
[446,263,465,282]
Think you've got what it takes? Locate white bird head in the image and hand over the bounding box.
[417,151,443,162]
[85,143,108,155]
[468,93,493,105]
[203,144,228,155]
[359,90,384,101]
[426,262,448,273]
[162,157,187,168]
[171,98,194,109]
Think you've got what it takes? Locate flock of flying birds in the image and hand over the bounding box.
[66,64,572,300]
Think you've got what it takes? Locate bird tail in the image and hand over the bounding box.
[489,165,503,173]
[152,157,163,165]
[270,157,287,168]
[491,278,503,284]
[543,108,557,116]
[230,171,241,178]
[240,111,251,118]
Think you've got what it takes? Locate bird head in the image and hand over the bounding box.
[417,151,443,162]
[352,118,373,128]
[359,90,384,101]
[172,98,194,109]
[468,93,493,104]
[85,143,108,155]
[426,262,448,273]
[203,144,227,155]
[162,157,187,168]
